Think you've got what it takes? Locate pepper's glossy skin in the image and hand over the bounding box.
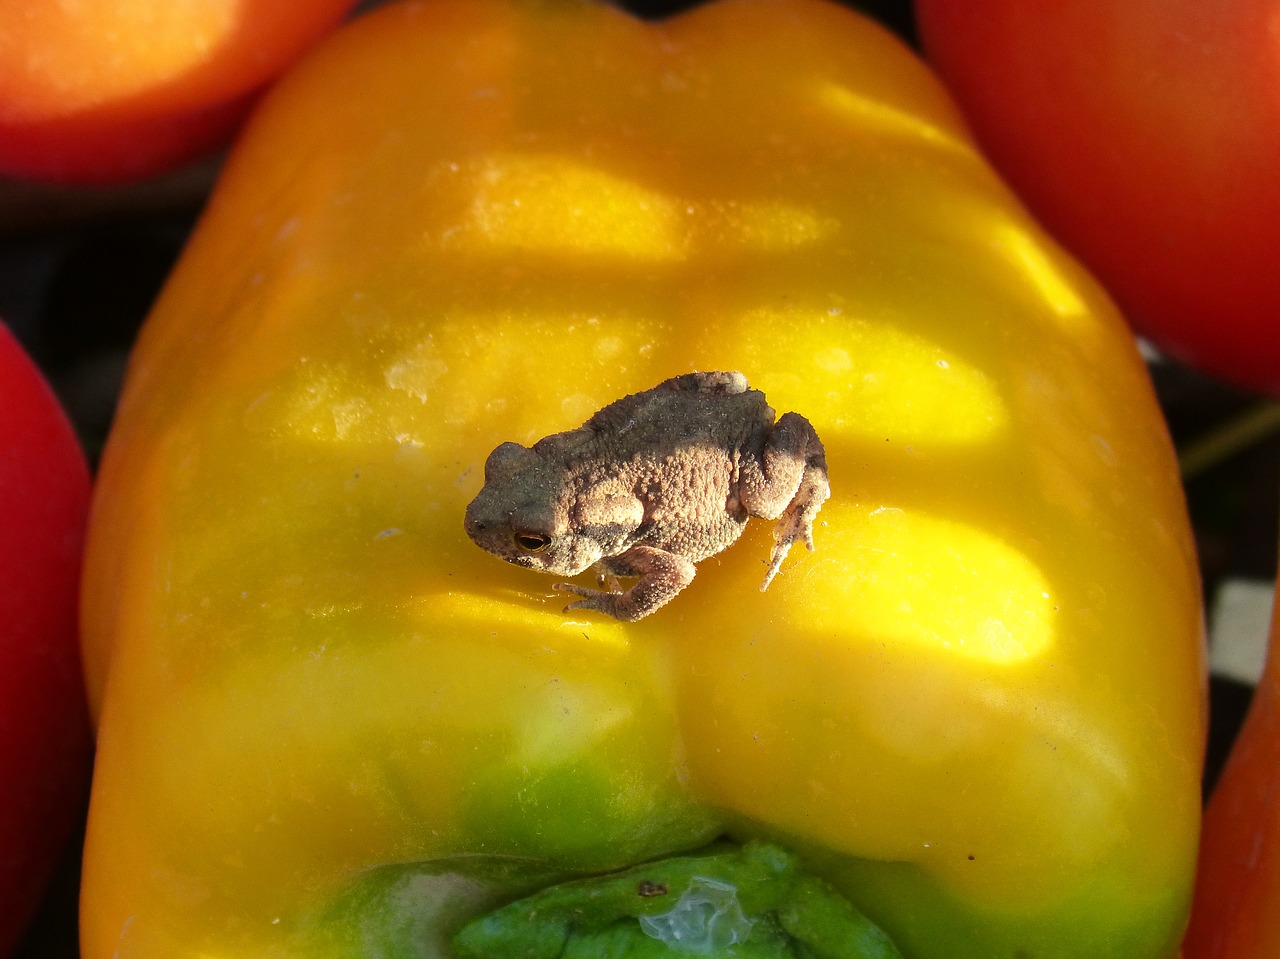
[79,2,1205,957]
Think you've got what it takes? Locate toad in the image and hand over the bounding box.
[464,371,829,621]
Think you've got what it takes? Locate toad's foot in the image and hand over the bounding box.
[761,451,830,591]
[555,546,695,621]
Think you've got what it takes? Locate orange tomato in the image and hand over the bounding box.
[1184,579,1280,958]
[0,323,92,956]
[917,0,1280,396]
[0,0,357,184]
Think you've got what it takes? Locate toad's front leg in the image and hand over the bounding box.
[554,545,695,621]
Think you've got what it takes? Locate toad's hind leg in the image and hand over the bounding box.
[739,412,830,590]
[555,546,696,622]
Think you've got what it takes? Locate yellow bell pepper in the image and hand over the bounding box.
[79,0,1205,957]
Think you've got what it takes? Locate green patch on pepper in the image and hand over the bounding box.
[454,842,903,959]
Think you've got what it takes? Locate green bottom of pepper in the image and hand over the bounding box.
[309,841,903,959]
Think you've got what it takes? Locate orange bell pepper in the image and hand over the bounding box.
[78,1,1206,957]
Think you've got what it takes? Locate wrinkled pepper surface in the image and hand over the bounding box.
[79,1,1206,957]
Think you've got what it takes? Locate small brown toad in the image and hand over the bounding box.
[464,371,829,621]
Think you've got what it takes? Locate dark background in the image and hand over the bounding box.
[2,0,1275,954]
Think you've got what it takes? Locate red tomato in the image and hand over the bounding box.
[916,0,1280,396]
[0,324,93,956]
[1183,584,1280,959]
[0,0,357,184]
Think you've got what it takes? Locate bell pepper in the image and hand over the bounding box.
[0,323,92,956]
[78,1,1206,957]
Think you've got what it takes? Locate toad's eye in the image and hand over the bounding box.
[514,532,552,553]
